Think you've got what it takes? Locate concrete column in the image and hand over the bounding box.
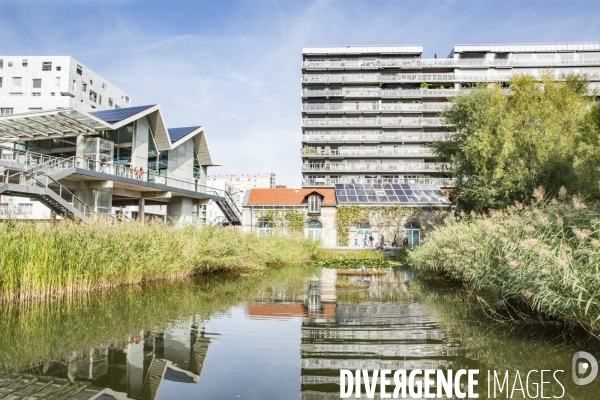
[138,198,145,224]
[76,134,85,167]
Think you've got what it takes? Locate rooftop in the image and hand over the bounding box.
[246,188,336,206]
[302,45,423,55]
[168,126,202,143]
[91,105,155,124]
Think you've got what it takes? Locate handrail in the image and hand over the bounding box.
[0,144,71,169]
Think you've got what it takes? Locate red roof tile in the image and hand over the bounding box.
[247,188,337,206]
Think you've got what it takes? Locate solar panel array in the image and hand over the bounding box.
[91,105,155,124]
[334,183,450,205]
[169,126,201,143]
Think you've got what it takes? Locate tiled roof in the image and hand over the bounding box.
[247,188,336,206]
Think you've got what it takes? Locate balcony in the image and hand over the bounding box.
[302,131,452,143]
[302,162,446,173]
[301,57,600,70]
[302,88,461,98]
[301,147,436,157]
[302,71,600,84]
[302,116,446,128]
[302,177,455,187]
[302,102,449,113]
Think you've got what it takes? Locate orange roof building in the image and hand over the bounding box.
[246,188,336,206]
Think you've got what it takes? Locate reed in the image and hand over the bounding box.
[0,220,319,301]
[408,196,600,333]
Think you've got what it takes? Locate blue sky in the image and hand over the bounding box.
[2,0,600,186]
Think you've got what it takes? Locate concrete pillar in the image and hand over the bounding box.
[138,198,145,223]
[76,134,85,167]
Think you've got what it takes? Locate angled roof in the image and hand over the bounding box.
[90,105,155,124]
[169,126,202,143]
[246,188,336,206]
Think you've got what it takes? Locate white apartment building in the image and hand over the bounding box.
[0,56,130,115]
[0,55,131,219]
[301,42,600,188]
[206,173,275,223]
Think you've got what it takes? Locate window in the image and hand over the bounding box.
[82,82,87,92]
[258,219,273,236]
[76,64,83,75]
[308,194,321,214]
[108,98,113,107]
[22,59,28,67]
[125,96,129,105]
[28,107,42,111]
[19,203,33,217]
[0,108,13,115]
[0,59,3,68]
[50,92,55,96]
[0,77,2,88]
[307,220,323,240]
[89,90,97,103]
[55,77,60,88]
[404,223,420,246]
[102,83,107,92]
[98,95,102,105]
[8,61,13,67]
[56,66,61,71]
[42,61,52,71]
[32,79,41,88]
[13,77,22,86]
[355,222,372,248]
[72,80,76,91]
[32,92,41,96]
[89,79,93,85]
[115,104,121,109]
[9,92,23,96]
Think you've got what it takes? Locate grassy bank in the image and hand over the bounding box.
[408,197,600,333]
[0,220,319,301]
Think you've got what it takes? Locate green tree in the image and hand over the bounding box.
[434,73,598,213]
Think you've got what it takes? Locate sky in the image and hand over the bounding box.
[1,0,600,186]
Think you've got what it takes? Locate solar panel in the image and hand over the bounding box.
[169,126,201,143]
[334,183,451,205]
[91,105,155,124]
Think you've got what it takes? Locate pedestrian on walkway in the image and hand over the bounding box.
[87,155,94,170]
[363,235,367,248]
[139,167,145,181]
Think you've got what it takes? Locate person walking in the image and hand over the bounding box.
[393,233,397,247]
[368,234,374,248]
[25,151,31,166]
[363,235,367,248]
[134,167,139,180]
[403,236,409,246]
[87,155,94,170]
[100,157,106,173]
[139,167,145,181]
[354,237,359,248]
[129,164,134,179]
[380,234,385,250]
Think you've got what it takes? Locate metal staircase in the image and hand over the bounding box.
[211,190,242,226]
[0,159,93,222]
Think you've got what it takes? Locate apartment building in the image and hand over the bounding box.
[301,43,600,188]
[0,56,130,116]
[206,173,275,222]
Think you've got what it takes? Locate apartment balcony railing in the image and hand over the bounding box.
[301,57,600,70]
[301,147,436,157]
[302,162,446,173]
[302,117,446,127]
[302,176,456,187]
[302,88,462,98]
[303,72,600,84]
[302,132,452,143]
[302,102,450,113]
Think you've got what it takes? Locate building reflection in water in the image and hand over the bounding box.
[0,318,211,400]
[247,268,465,400]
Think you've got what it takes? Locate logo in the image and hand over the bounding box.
[572,351,598,385]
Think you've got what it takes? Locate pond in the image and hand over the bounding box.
[0,265,598,399]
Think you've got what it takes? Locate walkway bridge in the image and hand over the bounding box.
[0,145,241,224]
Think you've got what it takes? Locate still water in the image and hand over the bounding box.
[0,266,598,399]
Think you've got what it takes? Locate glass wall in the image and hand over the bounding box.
[19,137,77,159]
[83,138,114,172]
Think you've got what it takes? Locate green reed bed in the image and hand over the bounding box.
[409,196,600,333]
[0,220,319,301]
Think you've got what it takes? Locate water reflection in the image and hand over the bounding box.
[1,266,599,399]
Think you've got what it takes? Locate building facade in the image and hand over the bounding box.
[0,55,130,115]
[206,173,275,223]
[301,43,600,188]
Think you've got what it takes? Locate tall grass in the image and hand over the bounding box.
[409,196,600,333]
[0,220,319,301]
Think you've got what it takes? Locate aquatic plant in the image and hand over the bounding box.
[0,220,319,301]
[408,195,600,333]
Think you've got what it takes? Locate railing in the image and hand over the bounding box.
[302,147,436,157]
[302,162,446,172]
[302,117,446,127]
[302,57,600,69]
[0,145,72,168]
[302,177,455,186]
[302,132,452,142]
[302,102,450,112]
[302,88,463,97]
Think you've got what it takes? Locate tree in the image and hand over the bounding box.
[434,73,598,213]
